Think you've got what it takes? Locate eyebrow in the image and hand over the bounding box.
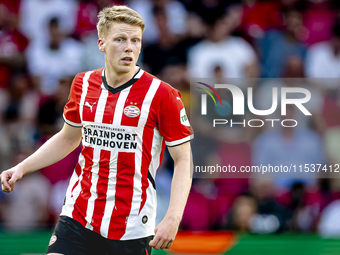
[113,32,141,38]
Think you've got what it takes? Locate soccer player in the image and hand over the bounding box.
[1,5,193,255]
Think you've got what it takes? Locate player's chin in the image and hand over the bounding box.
[118,65,133,73]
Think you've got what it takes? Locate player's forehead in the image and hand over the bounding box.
[108,21,142,38]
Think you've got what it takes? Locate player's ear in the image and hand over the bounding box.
[98,38,105,52]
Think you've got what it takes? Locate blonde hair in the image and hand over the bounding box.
[97,5,145,38]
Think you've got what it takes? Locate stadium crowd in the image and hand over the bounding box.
[1,0,340,237]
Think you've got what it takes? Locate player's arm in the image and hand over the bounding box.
[1,123,82,193]
[149,141,192,250]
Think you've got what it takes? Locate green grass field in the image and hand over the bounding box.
[0,230,340,255]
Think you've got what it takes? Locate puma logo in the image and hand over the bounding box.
[85,101,96,113]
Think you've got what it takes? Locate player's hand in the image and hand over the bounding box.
[149,216,180,250]
[1,167,24,193]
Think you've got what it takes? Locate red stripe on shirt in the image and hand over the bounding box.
[72,146,94,226]
[102,93,119,124]
[92,149,111,234]
[70,162,82,197]
[64,72,86,125]
[82,72,103,122]
[120,77,151,127]
[108,152,135,239]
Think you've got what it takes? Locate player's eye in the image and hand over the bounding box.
[132,39,139,43]
[117,38,122,42]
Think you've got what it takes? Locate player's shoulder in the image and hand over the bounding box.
[73,68,105,85]
[142,70,179,97]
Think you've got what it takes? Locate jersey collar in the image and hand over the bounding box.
[101,66,143,95]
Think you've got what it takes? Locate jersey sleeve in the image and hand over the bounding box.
[158,89,194,147]
[63,74,82,127]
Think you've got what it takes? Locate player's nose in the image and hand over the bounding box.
[125,40,133,52]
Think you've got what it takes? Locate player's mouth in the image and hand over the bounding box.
[121,57,133,64]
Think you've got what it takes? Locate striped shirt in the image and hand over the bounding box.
[61,67,193,240]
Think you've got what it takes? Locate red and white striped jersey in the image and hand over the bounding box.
[60,67,193,240]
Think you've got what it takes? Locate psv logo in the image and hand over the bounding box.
[124,105,141,118]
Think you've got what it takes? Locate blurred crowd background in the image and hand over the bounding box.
[1,0,340,238]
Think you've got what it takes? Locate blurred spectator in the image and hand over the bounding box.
[97,0,125,10]
[170,12,206,64]
[39,143,81,186]
[0,73,39,170]
[155,153,172,225]
[181,178,219,231]
[130,0,187,44]
[277,182,321,231]
[143,9,206,75]
[19,0,78,43]
[252,105,326,192]
[257,9,307,78]
[81,31,106,72]
[321,92,340,129]
[2,170,50,230]
[302,1,338,45]
[0,4,28,89]
[37,77,72,136]
[0,86,8,122]
[241,0,281,39]
[37,77,81,185]
[323,124,340,196]
[142,5,180,75]
[250,178,278,214]
[49,179,70,223]
[213,128,251,227]
[74,0,99,39]
[324,126,340,166]
[213,138,250,197]
[74,0,125,40]
[183,127,251,231]
[0,0,21,14]
[226,194,257,231]
[188,7,258,81]
[318,199,340,238]
[183,0,229,26]
[26,17,83,95]
[74,0,107,71]
[254,59,323,130]
[305,20,340,84]
[249,178,287,232]
[3,73,39,127]
[182,148,225,231]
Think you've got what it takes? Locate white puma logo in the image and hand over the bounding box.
[85,101,96,113]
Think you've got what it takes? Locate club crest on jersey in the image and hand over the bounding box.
[124,105,141,118]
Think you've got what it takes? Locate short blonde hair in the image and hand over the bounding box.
[97,5,145,38]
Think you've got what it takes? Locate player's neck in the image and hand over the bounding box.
[105,66,139,89]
